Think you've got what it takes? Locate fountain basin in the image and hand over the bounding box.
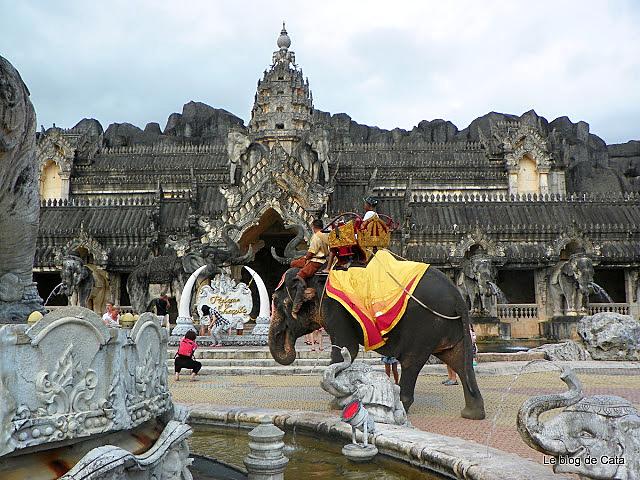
[187,406,570,480]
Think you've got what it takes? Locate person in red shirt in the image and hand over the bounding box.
[174,330,201,381]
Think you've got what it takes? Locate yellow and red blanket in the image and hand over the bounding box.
[326,250,429,350]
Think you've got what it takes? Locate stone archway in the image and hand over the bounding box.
[238,208,302,302]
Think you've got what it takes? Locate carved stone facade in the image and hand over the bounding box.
[30,27,640,338]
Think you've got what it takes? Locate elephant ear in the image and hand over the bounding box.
[463,260,475,279]
[561,261,575,278]
[181,253,205,274]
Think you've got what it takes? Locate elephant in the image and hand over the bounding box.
[271,223,307,265]
[60,255,110,314]
[321,346,407,425]
[550,254,594,316]
[127,224,254,313]
[269,263,485,419]
[457,254,497,316]
[0,55,44,322]
[517,367,640,479]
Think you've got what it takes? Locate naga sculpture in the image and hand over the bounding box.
[457,254,498,316]
[549,253,594,316]
[320,347,407,425]
[517,367,640,479]
[0,55,44,322]
[127,224,254,313]
[60,255,110,314]
[271,223,307,265]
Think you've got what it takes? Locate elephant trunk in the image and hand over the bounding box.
[268,307,297,365]
[270,247,291,266]
[283,225,306,259]
[221,224,241,258]
[517,368,583,454]
[233,244,254,265]
[320,347,353,397]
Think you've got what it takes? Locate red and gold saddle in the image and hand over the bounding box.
[326,250,429,350]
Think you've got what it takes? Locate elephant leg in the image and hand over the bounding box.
[397,354,426,413]
[436,340,485,420]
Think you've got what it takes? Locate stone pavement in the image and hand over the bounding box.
[170,354,640,466]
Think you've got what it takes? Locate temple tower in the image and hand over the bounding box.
[249,23,313,152]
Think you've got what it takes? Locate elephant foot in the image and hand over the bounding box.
[461,405,486,420]
[401,398,413,413]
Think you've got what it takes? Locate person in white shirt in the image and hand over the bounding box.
[101,303,120,327]
[362,196,379,225]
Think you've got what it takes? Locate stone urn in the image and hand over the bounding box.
[120,312,136,328]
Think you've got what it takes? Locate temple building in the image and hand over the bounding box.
[35,25,640,338]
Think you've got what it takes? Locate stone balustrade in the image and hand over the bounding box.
[587,303,631,316]
[497,304,539,321]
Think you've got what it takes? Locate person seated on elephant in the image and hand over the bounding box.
[361,196,379,227]
[290,219,330,319]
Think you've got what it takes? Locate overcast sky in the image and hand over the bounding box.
[2,0,639,144]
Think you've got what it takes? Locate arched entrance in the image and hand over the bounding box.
[238,208,301,299]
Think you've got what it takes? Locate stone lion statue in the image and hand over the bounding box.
[0,55,44,322]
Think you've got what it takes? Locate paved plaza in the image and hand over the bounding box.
[170,344,640,465]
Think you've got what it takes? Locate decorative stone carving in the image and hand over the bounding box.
[320,347,407,425]
[450,226,506,266]
[457,254,498,316]
[0,307,172,457]
[577,312,640,361]
[61,254,110,314]
[549,253,595,316]
[0,55,44,323]
[518,367,640,479]
[196,273,253,325]
[227,127,251,185]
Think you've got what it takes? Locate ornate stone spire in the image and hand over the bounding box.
[249,23,313,151]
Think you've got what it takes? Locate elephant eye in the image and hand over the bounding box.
[579,430,594,438]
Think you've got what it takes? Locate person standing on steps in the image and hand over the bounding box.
[290,219,330,319]
[210,306,232,347]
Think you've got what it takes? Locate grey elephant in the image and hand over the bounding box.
[127,224,254,313]
[457,254,497,316]
[227,128,251,185]
[517,367,640,479]
[60,255,109,314]
[320,347,407,425]
[550,254,594,316]
[0,55,44,322]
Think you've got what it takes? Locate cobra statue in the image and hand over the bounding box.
[127,224,254,313]
[517,367,640,479]
[0,55,44,323]
[271,223,307,265]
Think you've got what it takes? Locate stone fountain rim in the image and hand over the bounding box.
[186,404,570,480]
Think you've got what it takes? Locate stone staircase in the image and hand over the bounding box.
[167,347,385,375]
[166,345,546,376]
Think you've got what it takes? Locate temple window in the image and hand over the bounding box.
[40,160,62,200]
[517,154,540,194]
[276,106,284,112]
[276,123,285,129]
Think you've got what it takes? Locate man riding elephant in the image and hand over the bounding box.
[290,219,329,319]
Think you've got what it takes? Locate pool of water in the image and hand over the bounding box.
[189,424,446,480]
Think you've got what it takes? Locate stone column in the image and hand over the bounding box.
[538,169,549,196]
[243,418,289,480]
[625,270,639,318]
[507,168,518,195]
[60,173,71,201]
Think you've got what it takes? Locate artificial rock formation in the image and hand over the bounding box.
[577,312,640,361]
[0,55,44,323]
[529,340,591,361]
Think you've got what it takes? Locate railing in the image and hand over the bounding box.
[587,303,630,316]
[497,304,539,321]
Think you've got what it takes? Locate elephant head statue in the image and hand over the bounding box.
[517,367,640,479]
[226,127,251,185]
[458,254,497,315]
[61,254,95,308]
[550,253,595,316]
[320,347,407,425]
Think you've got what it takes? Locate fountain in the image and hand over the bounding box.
[589,281,613,303]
